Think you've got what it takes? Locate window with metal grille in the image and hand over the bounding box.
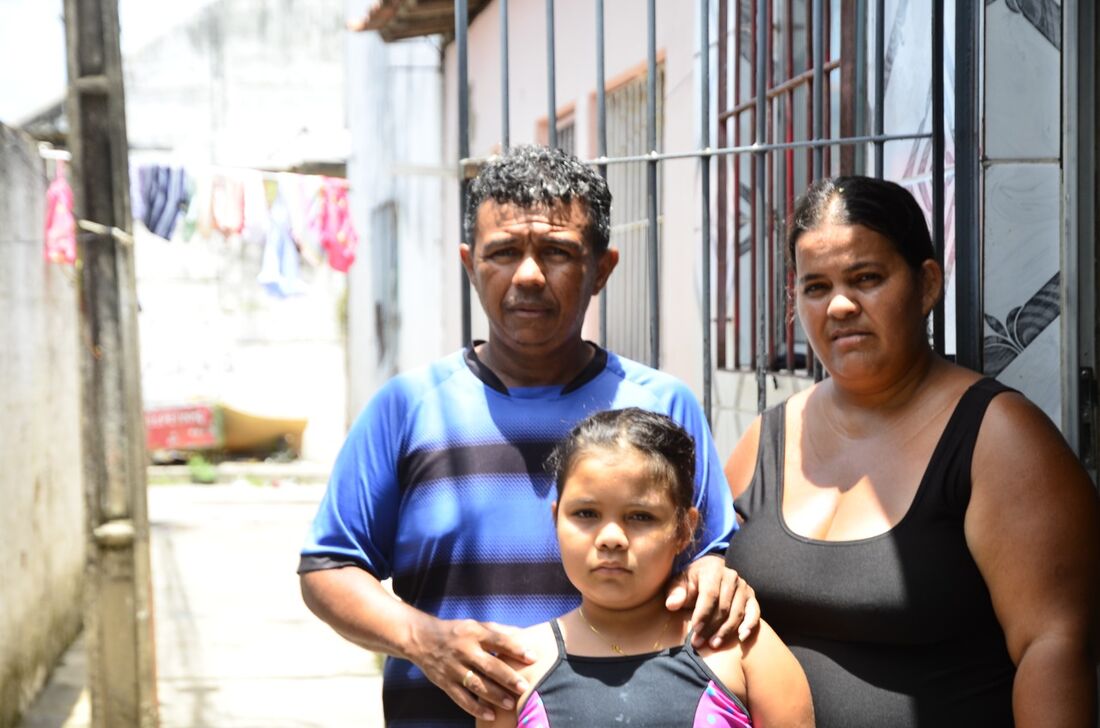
[557,115,576,157]
[603,65,665,365]
[537,106,576,156]
[714,0,951,387]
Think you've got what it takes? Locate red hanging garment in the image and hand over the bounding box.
[310,178,358,272]
[44,162,77,265]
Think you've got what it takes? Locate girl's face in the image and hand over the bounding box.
[553,446,697,611]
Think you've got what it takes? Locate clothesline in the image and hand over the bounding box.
[131,158,351,188]
[130,161,359,295]
[41,155,360,298]
[37,142,349,189]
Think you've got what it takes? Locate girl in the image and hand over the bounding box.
[478,407,813,727]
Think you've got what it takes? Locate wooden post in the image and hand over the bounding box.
[62,0,159,725]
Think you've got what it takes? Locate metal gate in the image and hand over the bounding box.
[455,0,971,424]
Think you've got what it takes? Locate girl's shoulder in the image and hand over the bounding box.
[478,622,563,728]
[512,621,564,709]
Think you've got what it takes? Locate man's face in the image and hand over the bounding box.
[461,200,617,356]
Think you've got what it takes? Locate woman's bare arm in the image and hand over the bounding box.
[967,392,1100,727]
[724,415,763,500]
[739,619,815,727]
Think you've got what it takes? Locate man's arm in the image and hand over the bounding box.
[300,377,534,721]
[300,566,534,721]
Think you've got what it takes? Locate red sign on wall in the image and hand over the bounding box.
[144,404,221,451]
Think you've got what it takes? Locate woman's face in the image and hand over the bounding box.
[794,221,940,387]
[553,447,696,611]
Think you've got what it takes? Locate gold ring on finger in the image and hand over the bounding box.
[462,669,475,690]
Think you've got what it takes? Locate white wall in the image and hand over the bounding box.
[344,13,448,420]
[124,0,348,168]
[0,125,84,728]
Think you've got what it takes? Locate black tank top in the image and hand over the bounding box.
[518,620,753,726]
[726,378,1016,727]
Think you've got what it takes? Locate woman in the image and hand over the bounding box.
[724,176,1099,726]
[480,408,813,727]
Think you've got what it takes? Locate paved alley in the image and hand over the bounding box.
[21,481,385,728]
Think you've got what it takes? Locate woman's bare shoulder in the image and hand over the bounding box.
[725,386,819,498]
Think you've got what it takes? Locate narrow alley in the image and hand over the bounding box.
[20,478,384,728]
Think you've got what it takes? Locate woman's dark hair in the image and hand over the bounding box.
[546,408,697,542]
[788,175,934,272]
[464,144,613,256]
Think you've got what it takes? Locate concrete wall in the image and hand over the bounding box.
[0,125,84,728]
[124,0,348,168]
[344,16,446,420]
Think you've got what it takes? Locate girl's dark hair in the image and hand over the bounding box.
[546,408,697,542]
[788,175,934,271]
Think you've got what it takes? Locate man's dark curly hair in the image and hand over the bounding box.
[464,144,612,256]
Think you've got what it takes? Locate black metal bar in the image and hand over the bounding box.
[874,0,885,177]
[500,0,510,150]
[596,0,608,348]
[932,0,945,355]
[457,0,471,345]
[854,0,867,172]
[647,0,659,368]
[755,0,767,411]
[812,0,824,179]
[546,0,557,149]
[954,0,981,370]
[733,0,741,370]
[575,130,933,165]
[812,0,826,383]
[700,0,712,424]
[716,0,727,370]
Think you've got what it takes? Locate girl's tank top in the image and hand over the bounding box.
[517,619,752,726]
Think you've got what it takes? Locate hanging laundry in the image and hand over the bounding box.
[240,169,270,246]
[211,173,245,237]
[278,172,323,258]
[257,192,307,298]
[309,177,358,272]
[44,162,77,265]
[180,172,213,241]
[130,163,148,225]
[132,165,191,240]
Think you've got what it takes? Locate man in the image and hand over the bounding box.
[299,145,756,726]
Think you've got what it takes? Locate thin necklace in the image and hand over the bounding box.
[577,607,673,655]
